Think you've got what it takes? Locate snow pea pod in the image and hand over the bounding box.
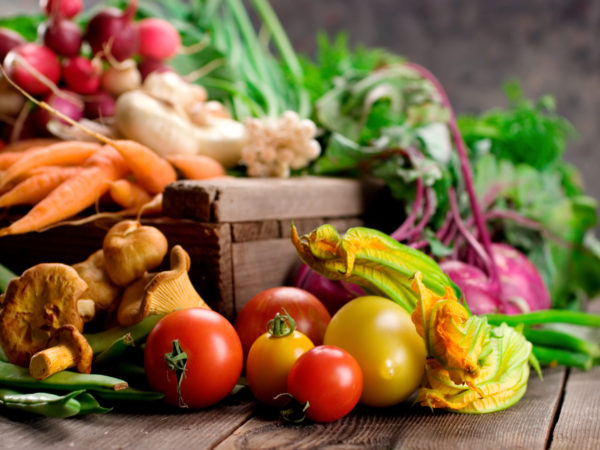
[0,360,128,391]
[0,388,83,418]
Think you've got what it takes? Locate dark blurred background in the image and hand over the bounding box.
[3,0,600,227]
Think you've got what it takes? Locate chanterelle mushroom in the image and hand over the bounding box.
[0,264,88,367]
[116,245,210,327]
[29,324,93,380]
[103,220,169,287]
[73,249,122,317]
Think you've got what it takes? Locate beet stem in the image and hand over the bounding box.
[391,177,424,241]
[405,62,501,292]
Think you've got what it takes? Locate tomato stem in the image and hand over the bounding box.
[267,309,296,337]
[277,393,310,423]
[164,339,188,408]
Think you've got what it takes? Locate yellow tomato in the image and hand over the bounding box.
[246,330,314,407]
[324,296,426,407]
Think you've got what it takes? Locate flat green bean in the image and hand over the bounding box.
[0,360,128,391]
[523,327,600,358]
[85,314,164,354]
[485,310,600,328]
[92,386,164,402]
[532,346,593,371]
[0,388,83,418]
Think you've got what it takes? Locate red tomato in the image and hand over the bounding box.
[144,308,243,408]
[286,345,363,423]
[234,287,331,361]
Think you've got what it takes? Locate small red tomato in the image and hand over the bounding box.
[234,286,331,361]
[144,308,243,408]
[286,345,363,423]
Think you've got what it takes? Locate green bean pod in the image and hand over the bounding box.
[85,314,164,355]
[92,386,164,402]
[531,346,593,371]
[0,360,128,391]
[0,388,83,418]
[523,328,600,359]
[484,310,600,328]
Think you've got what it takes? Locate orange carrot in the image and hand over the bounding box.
[108,140,177,194]
[0,166,81,208]
[0,141,101,188]
[1,138,60,153]
[166,154,226,180]
[0,152,24,170]
[109,179,152,209]
[0,146,129,236]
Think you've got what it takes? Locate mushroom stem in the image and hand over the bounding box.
[29,345,77,380]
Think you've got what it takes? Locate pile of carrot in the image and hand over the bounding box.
[0,138,227,236]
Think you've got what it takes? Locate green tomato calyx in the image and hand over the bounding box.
[267,309,296,338]
[164,339,188,408]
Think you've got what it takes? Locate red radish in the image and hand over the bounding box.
[84,91,116,119]
[35,90,84,129]
[40,0,83,19]
[137,18,181,61]
[84,0,139,61]
[39,17,82,57]
[63,56,102,94]
[0,28,26,62]
[3,43,61,95]
[138,58,174,81]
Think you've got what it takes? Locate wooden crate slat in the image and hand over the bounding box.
[163,177,366,223]
[231,238,301,312]
[216,368,566,450]
[231,220,280,243]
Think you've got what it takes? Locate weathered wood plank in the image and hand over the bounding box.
[231,239,301,312]
[0,396,255,450]
[551,367,600,450]
[163,177,366,223]
[231,220,280,243]
[216,368,566,450]
[279,216,365,238]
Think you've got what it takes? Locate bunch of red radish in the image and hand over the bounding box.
[0,0,181,143]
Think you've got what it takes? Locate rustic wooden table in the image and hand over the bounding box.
[0,365,598,449]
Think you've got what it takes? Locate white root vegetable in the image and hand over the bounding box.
[114,90,246,167]
[101,60,142,97]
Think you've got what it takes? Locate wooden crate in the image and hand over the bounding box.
[0,176,383,320]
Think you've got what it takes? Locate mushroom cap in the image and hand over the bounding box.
[116,272,155,327]
[141,245,209,316]
[115,245,210,327]
[0,264,88,367]
[49,324,93,374]
[103,220,169,287]
[73,249,122,313]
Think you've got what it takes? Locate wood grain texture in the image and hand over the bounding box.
[550,367,600,450]
[216,368,566,450]
[163,177,366,223]
[0,395,255,450]
[231,239,301,312]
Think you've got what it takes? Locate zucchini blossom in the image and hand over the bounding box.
[411,273,535,413]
